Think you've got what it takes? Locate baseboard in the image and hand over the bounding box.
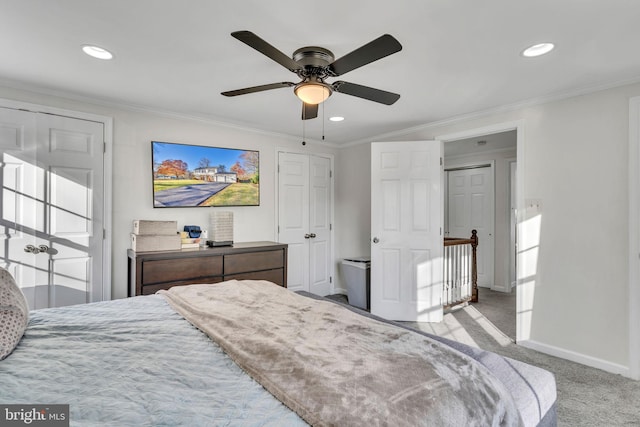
[491,283,509,292]
[518,339,632,378]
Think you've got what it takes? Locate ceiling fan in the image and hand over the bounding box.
[221,31,403,120]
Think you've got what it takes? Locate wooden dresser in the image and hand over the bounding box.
[127,241,287,296]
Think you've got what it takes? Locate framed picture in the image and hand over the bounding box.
[151,140,259,207]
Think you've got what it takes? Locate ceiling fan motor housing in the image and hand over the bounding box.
[292,46,335,68]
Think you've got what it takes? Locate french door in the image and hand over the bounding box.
[277,151,332,296]
[0,106,106,308]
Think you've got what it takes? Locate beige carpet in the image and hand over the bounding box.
[329,290,640,426]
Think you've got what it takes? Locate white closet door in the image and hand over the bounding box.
[0,108,105,308]
[447,166,494,287]
[278,152,332,296]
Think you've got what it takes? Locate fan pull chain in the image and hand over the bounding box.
[321,102,325,141]
[302,117,306,146]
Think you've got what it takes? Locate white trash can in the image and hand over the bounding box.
[341,257,371,310]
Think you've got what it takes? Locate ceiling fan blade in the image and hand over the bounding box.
[221,82,295,97]
[332,81,400,105]
[302,103,318,120]
[328,34,402,76]
[231,31,303,72]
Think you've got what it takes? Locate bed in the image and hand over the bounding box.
[1,273,556,426]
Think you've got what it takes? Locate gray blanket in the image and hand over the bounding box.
[160,280,523,427]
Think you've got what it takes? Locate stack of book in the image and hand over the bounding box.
[131,220,180,252]
[179,231,200,249]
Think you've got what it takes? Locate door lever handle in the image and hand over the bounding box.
[309,233,316,238]
[304,234,311,239]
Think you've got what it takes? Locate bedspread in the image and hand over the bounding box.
[161,280,524,427]
[0,294,306,426]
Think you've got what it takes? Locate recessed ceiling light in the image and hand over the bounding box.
[522,42,555,58]
[82,45,114,60]
[329,116,344,122]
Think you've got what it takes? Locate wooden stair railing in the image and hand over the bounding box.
[443,230,478,309]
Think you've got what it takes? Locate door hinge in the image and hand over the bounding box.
[330,223,332,231]
[330,170,333,178]
[103,229,106,239]
[440,227,442,236]
[330,276,332,283]
[440,157,443,166]
[277,225,280,233]
[278,164,280,173]
[104,142,107,153]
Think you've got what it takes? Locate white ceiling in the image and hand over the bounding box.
[2,1,639,145]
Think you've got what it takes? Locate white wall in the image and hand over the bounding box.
[334,142,371,293]
[336,82,640,374]
[0,85,337,300]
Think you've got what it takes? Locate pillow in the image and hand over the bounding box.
[0,267,29,360]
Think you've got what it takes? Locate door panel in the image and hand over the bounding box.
[309,155,331,296]
[0,109,38,298]
[371,141,443,322]
[278,152,309,292]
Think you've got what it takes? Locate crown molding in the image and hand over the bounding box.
[343,74,640,147]
[0,78,341,148]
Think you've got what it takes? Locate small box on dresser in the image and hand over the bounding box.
[131,233,181,252]
[133,220,177,235]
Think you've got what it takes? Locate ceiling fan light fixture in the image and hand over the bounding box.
[294,82,332,105]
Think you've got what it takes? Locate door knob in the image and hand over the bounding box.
[24,244,38,253]
[304,234,311,239]
[309,233,316,238]
[23,244,53,254]
[372,237,380,244]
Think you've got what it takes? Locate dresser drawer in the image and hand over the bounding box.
[140,276,224,295]
[141,256,223,285]
[224,250,284,275]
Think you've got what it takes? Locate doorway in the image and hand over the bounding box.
[438,125,518,339]
[0,101,112,308]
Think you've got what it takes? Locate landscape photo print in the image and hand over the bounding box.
[151,141,259,207]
